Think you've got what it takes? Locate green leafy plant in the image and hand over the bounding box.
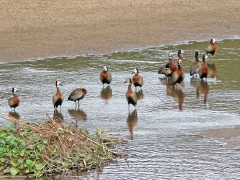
[0,120,126,179]
[0,124,47,178]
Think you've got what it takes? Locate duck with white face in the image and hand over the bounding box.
[8,87,20,111]
[190,50,202,78]
[52,80,64,110]
[124,78,137,110]
[199,55,209,80]
[172,59,185,88]
[158,53,174,76]
[68,88,87,108]
[177,50,184,64]
[206,38,218,59]
[100,66,112,87]
[132,68,143,91]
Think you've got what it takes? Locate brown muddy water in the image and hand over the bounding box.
[1,39,240,179]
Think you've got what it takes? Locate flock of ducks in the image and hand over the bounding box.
[52,80,87,110]
[8,80,88,112]
[8,39,218,112]
[125,38,217,109]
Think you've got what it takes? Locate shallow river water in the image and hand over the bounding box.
[1,39,240,179]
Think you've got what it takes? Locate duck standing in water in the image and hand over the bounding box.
[206,38,218,59]
[190,50,201,78]
[132,68,143,91]
[124,78,137,110]
[172,59,185,88]
[158,53,175,76]
[177,50,184,64]
[68,88,87,108]
[53,80,64,110]
[165,53,178,77]
[100,66,112,87]
[199,55,209,80]
[8,87,20,111]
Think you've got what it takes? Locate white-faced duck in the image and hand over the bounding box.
[124,78,137,110]
[100,66,112,87]
[158,53,174,76]
[132,68,143,91]
[68,88,87,108]
[205,38,218,59]
[165,59,178,77]
[172,59,185,88]
[166,51,185,77]
[177,50,184,64]
[190,50,201,78]
[52,80,64,109]
[199,55,209,80]
[8,87,20,111]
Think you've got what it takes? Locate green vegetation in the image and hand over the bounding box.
[0,118,126,179]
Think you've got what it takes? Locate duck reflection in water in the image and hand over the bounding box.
[135,89,144,100]
[207,62,218,78]
[199,80,210,104]
[167,85,185,110]
[100,86,112,100]
[159,75,177,87]
[190,77,200,99]
[8,111,20,127]
[8,111,20,120]
[175,88,185,110]
[53,109,64,122]
[68,108,87,121]
[127,110,138,140]
[190,78,210,104]
[68,108,87,129]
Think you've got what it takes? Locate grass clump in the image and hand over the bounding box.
[0,116,126,179]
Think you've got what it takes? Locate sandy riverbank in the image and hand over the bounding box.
[1,0,240,146]
[1,0,240,62]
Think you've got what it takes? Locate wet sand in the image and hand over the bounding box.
[201,126,240,148]
[1,0,240,146]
